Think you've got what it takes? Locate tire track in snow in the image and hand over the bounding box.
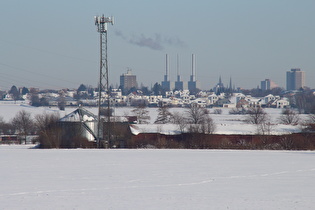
[0,179,215,197]
[212,168,315,180]
[1,168,314,198]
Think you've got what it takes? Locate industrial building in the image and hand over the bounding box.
[162,53,199,92]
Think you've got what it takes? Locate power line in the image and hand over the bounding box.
[0,40,95,64]
[0,62,79,88]
[0,68,66,90]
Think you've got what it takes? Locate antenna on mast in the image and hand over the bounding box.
[94,14,114,148]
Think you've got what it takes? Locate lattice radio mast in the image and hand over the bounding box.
[94,15,114,148]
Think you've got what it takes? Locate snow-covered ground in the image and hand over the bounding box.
[0,145,315,209]
[0,104,306,135]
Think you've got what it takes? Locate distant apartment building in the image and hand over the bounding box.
[120,69,137,94]
[286,68,305,91]
[260,79,278,91]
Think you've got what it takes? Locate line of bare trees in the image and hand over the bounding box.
[153,105,315,136]
[0,110,60,145]
[230,106,302,124]
[153,104,216,134]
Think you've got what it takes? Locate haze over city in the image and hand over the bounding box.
[1,0,314,91]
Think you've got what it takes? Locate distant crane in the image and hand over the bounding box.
[94,15,114,148]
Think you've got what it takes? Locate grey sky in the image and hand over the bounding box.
[0,0,314,91]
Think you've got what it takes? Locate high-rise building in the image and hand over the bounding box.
[261,79,278,91]
[286,68,305,91]
[120,69,137,94]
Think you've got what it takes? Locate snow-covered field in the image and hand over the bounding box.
[1,145,315,209]
[0,104,307,135]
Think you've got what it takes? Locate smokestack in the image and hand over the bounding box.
[164,54,170,81]
[177,54,180,81]
[162,54,172,91]
[191,54,196,81]
[164,54,169,81]
[166,54,168,76]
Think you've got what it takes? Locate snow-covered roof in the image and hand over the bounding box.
[130,124,182,135]
[59,107,97,122]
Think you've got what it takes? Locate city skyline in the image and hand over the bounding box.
[1,0,315,91]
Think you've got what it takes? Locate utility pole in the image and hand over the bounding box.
[94,15,114,148]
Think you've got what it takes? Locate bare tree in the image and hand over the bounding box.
[201,115,216,134]
[0,116,5,134]
[132,105,150,124]
[213,109,222,114]
[34,113,60,134]
[280,136,295,150]
[186,104,208,124]
[11,110,34,144]
[172,111,188,133]
[302,114,315,133]
[0,116,15,135]
[309,114,315,124]
[279,109,300,125]
[34,113,61,147]
[255,119,274,149]
[188,124,202,133]
[256,120,273,135]
[188,115,216,134]
[184,105,216,134]
[229,107,247,115]
[245,107,268,125]
[100,108,113,117]
[154,106,172,124]
[58,91,66,110]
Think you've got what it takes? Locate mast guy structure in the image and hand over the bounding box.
[94,15,114,148]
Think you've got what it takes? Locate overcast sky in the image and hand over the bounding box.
[0,0,314,91]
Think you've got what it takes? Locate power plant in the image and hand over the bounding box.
[161,54,172,91]
[174,54,183,90]
[162,53,200,93]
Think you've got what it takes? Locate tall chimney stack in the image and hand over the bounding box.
[164,54,169,81]
[162,53,171,91]
[177,54,180,81]
[191,54,196,82]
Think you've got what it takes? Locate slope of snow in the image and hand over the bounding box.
[0,145,314,209]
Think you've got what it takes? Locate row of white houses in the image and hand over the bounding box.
[1,89,290,108]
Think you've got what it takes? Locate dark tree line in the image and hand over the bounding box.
[0,110,94,148]
[0,110,36,144]
[287,89,315,114]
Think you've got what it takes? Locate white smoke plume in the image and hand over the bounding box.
[115,30,186,51]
